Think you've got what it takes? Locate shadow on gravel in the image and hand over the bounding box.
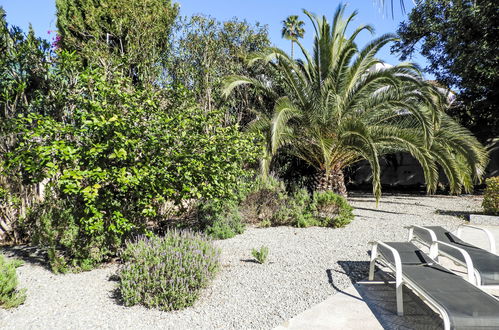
[334,260,370,285]
[435,209,483,220]
[353,206,415,216]
[0,245,50,269]
[369,200,432,207]
[334,260,442,329]
[108,274,126,306]
[324,260,370,301]
[240,258,260,264]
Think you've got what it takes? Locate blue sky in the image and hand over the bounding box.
[0,0,430,77]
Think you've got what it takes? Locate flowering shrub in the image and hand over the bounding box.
[483,177,499,215]
[117,230,220,311]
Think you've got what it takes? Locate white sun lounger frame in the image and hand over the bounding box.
[368,240,453,330]
[407,225,499,289]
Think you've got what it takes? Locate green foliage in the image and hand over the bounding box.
[118,231,220,311]
[0,8,53,121]
[251,246,269,264]
[274,188,315,227]
[6,55,259,270]
[225,5,488,201]
[198,199,245,240]
[240,176,312,226]
[0,254,26,309]
[55,0,179,85]
[168,15,271,118]
[26,196,106,273]
[240,176,352,228]
[482,177,499,215]
[0,8,55,244]
[393,0,499,142]
[311,191,354,228]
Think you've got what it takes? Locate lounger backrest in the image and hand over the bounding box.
[412,226,499,286]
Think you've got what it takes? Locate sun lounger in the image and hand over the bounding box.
[408,225,499,288]
[369,241,499,330]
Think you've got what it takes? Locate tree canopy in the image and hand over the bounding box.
[225,5,488,201]
[393,0,499,142]
[281,15,305,58]
[167,15,271,121]
[56,0,179,85]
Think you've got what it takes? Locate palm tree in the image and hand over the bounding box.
[375,0,408,17]
[281,15,305,59]
[224,5,488,201]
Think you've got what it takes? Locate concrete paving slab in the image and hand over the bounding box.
[458,224,499,254]
[470,214,499,225]
[274,284,382,330]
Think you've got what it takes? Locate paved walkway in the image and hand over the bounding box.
[275,222,499,330]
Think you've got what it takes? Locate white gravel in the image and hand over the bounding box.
[0,194,482,329]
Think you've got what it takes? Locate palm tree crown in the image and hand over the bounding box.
[224,5,488,202]
[281,15,305,58]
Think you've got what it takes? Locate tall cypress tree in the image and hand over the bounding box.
[56,0,179,85]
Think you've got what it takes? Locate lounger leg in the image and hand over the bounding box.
[407,227,414,241]
[369,260,375,280]
[369,244,378,281]
[396,280,404,316]
[395,260,404,316]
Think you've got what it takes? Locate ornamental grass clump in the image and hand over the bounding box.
[117,230,220,311]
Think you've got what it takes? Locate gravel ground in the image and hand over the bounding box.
[0,194,482,330]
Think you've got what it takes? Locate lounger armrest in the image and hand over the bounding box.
[407,226,438,257]
[431,240,476,285]
[456,225,496,254]
[369,241,403,284]
[369,241,404,315]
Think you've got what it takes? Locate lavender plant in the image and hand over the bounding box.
[117,230,220,311]
[0,255,26,309]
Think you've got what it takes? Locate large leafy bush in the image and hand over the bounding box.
[6,55,259,271]
[117,231,220,311]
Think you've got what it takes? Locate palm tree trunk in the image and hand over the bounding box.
[291,41,294,59]
[312,169,347,197]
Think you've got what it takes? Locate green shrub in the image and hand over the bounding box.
[240,176,314,227]
[239,176,355,228]
[311,191,354,228]
[239,176,288,225]
[197,199,245,239]
[7,58,259,271]
[251,246,269,264]
[118,230,220,311]
[483,177,499,215]
[25,195,111,273]
[273,188,315,227]
[0,255,26,309]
